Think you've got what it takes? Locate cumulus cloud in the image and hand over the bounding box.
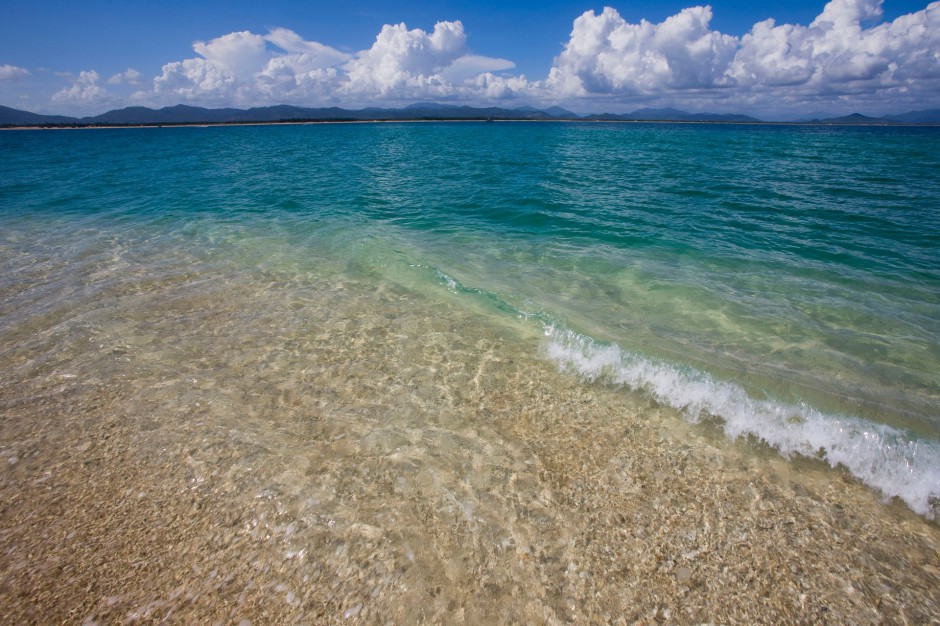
[548,6,738,95]
[335,21,516,100]
[549,0,940,112]
[141,21,517,107]
[265,27,351,68]
[469,72,532,99]
[149,28,345,105]
[192,31,269,81]
[52,70,109,105]
[439,54,516,83]
[0,64,31,80]
[253,28,351,101]
[730,0,940,93]
[108,68,142,85]
[36,1,940,115]
[342,21,468,95]
[153,57,238,103]
[339,20,517,100]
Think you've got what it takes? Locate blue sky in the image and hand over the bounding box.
[1,0,937,119]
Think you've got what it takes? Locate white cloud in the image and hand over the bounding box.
[469,72,532,99]
[252,29,351,102]
[147,28,352,106]
[253,65,344,104]
[439,54,516,83]
[153,58,238,103]
[265,27,351,68]
[548,6,738,95]
[35,1,940,116]
[548,0,940,113]
[108,68,142,85]
[52,70,109,105]
[138,21,522,107]
[193,31,269,81]
[813,0,884,28]
[339,20,520,100]
[342,21,468,95]
[0,64,30,80]
[733,0,940,90]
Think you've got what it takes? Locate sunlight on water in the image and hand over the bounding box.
[1,123,939,623]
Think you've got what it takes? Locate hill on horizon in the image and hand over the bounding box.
[0,103,569,126]
[2,103,940,127]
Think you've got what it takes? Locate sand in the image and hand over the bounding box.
[1,271,938,624]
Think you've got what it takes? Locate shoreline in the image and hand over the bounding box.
[3,118,940,131]
[1,267,938,624]
[2,118,937,623]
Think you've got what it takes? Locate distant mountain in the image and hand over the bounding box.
[585,107,762,123]
[384,104,556,120]
[810,112,895,125]
[0,103,564,126]
[0,104,77,125]
[629,107,695,120]
[807,110,940,124]
[124,103,561,122]
[87,104,356,124]
[790,110,840,122]
[1,103,938,127]
[883,109,940,123]
[404,102,457,110]
[543,106,577,118]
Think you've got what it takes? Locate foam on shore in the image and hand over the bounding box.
[544,326,940,518]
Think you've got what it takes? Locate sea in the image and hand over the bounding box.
[1,120,938,522]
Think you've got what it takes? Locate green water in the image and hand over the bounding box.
[1,121,938,515]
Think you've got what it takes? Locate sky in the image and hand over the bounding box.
[0,0,937,120]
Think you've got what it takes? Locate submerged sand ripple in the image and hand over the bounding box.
[1,273,938,624]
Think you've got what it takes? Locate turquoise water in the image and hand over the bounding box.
[1,122,938,516]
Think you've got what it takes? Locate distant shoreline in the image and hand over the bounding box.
[3,118,939,131]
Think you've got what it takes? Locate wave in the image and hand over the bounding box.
[425,265,940,518]
[544,327,940,519]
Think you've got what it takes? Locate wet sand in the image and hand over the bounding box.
[1,269,938,624]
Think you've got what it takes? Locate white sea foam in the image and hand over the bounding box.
[544,327,940,519]
[427,267,940,518]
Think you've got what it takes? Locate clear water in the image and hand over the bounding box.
[1,121,938,516]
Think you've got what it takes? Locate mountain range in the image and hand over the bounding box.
[582,107,761,123]
[800,110,940,124]
[0,103,575,126]
[1,103,939,126]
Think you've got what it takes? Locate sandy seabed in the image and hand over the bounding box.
[1,269,938,625]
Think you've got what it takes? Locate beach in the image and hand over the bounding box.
[1,121,938,623]
[1,271,937,623]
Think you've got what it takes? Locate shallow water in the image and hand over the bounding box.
[1,122,939,622]
[9,121,938,511]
